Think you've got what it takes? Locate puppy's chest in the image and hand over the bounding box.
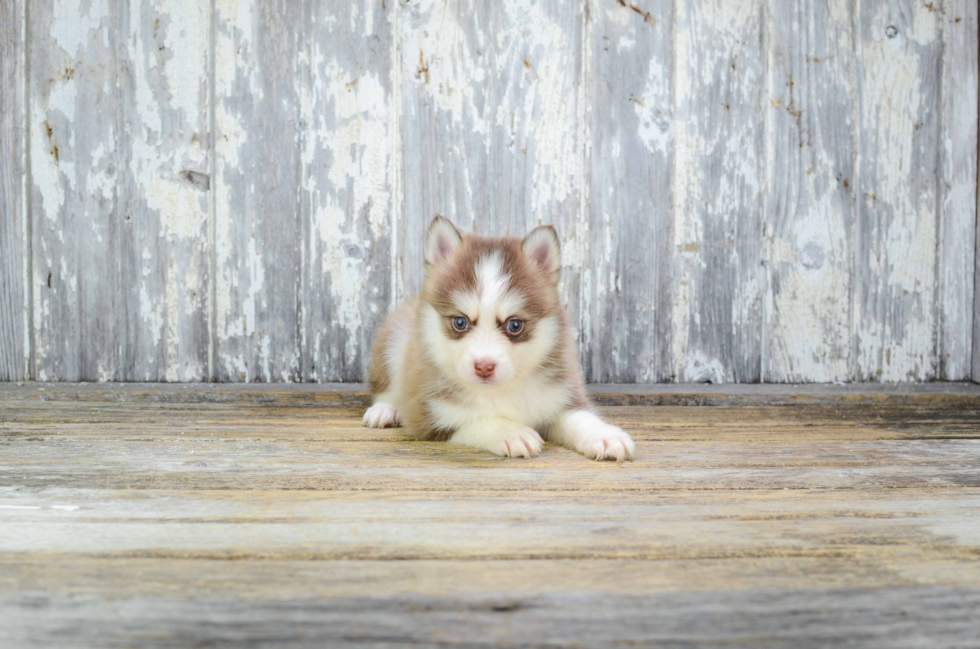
[426,380,570,430]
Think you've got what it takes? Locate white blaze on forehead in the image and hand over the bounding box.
[475,253,509,311]
[471,253,526,319]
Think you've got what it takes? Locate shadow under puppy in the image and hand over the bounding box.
[363,216,635,461]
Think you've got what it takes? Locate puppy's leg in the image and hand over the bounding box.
[363,301,415,429]
[548,410,635,461]
[450,417,543,458]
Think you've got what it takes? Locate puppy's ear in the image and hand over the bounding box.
[424,215,462,267]
[523,225,561,282]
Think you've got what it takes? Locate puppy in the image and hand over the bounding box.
[362,216,635,461]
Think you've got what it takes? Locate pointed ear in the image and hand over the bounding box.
[523,225,561,282]
[424,215,462,267]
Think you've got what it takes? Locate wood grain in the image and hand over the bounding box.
[213,0,395,382]
[301,0,395,382]
[854,1,943,381]
[588,0,673,382]
[29,0,211,381]
[1,587,978,648]
[941,0,978,381]
[29,0,119,380]
[765,0,855,382]
[2,380,980,407]
[212,0,305,382]
[672,0,766,382]
[1,385,979,646]
[0,0,27,380]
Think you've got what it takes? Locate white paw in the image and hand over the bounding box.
[488,427,543,458]
[362,402,400,428]
[564,412,635,461]
[579,424,634,461]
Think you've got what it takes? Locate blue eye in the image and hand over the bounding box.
[506,318,524,334]
[452,316,469,332]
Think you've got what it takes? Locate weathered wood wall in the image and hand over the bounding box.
[0,0,977,383]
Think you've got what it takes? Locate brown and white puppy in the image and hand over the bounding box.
[362,216,635,461]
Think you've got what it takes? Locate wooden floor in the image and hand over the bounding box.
[2,383,980,648]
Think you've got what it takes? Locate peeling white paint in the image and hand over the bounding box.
[306,46,391,367]
[51,0,108,58]
[634,58,672,155]
[672,0,765,382]
[401,0,489,140]
[855,1,940,381]
[18,0,975,384]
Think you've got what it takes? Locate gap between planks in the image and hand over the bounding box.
[1,382,980,407]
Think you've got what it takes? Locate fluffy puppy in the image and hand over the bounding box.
[362,216,635,461]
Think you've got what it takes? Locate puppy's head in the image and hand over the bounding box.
[419,216,562,389]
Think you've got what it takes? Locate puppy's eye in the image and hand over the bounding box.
[451,315,470,332]
[506,318,524,335]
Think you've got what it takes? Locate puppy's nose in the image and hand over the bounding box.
[474,359,496,380]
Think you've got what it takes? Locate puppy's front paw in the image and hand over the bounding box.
[562,411,635,461]
[489,427,544,458]
[362,402,400,428]
[578,424,635,461]
[450,421,543,458]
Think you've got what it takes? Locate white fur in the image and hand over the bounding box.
[380,306,413,411]
[548,410,635,461]
[427,376,571,432]
[475,253,509,312]
[448,417,543,458]
[362,401,400,428]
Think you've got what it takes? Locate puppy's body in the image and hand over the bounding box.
[363,217,634,460]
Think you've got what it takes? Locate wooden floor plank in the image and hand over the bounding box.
[1,384,979,647]
[4,402,979,441]
[3,381,980,406]
[2,589,978,649]
[1,488,979,562]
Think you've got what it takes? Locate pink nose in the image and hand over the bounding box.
[474,359,496,380]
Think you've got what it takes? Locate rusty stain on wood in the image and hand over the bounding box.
[418,49,429,84]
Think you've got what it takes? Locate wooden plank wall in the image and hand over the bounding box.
[1,0,977,383]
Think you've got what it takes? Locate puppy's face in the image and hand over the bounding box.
[420,217,562,389]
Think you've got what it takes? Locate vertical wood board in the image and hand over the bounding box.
[854,0,942,381]
[672,0,767,382]
[940,0,977,380]
[29,0,210,381]
[589,0,673,382]
[764,0,856,382]
[213,0,304,382]
[301,0,396,382]
[0,0,28,380]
